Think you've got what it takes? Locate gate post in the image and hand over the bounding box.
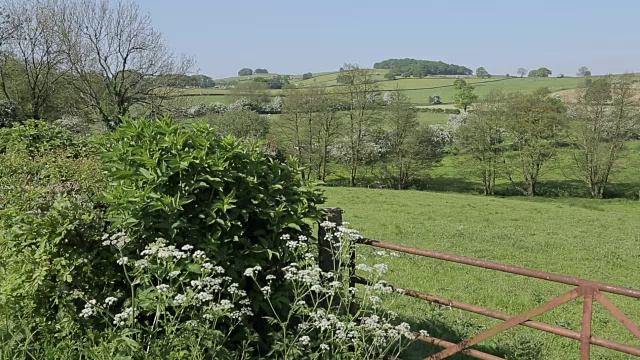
[318,208,343,275]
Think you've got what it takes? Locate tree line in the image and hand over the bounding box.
[0,0,192,129]
[450,75,638,198]
[242,70,638,199]
[374,58,473,77]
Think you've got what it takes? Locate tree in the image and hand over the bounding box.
[0,0,67,120]
[383,72,396,81]
[401,72,410,78]
[339,64,381,186]
[453,78,466,89]
[528,67,552,77]
[314,89,343,181]
[192,74,215,88]
[373,58,472,76]
[382,90,418,189]
[254,68,268,74]
[454,85,478,111]
[571,75,638,198]
[266,75,288,89]
[476,67,490,79]
[454,90,507,195]
[302,72,312,80]
[577,66,591,77]
[503,88,567,196]
[517,68,527,78]
[238,68,253,76]
[280,87,321,179]
[0,5,17,48]
[210,108,268,140]
[56,0,193,129]
[428,94,442,104]
[229,81,270,107]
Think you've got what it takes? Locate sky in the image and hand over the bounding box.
[135,0,640,79]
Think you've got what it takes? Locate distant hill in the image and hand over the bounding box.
[374,58,472,76]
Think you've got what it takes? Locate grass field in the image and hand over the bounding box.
[416,112,449,125]
[324,187,640,359]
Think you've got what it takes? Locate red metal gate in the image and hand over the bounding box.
[322,208,640,359]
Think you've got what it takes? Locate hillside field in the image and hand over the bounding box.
[324,187,640,359]
[190,70,589,106]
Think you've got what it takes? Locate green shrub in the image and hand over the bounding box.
[99,116,324,344]
[0,119,90,157]
[0,122,107,357]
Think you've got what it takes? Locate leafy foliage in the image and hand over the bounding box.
[373,58,472,76]
[238,68,253,76]
[528,67,552,78]
[99,116,325,341]
[476,67,490,78]
[454,85,478,111]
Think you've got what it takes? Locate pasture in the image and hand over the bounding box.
[324,187,640,359]
[199,70,589,106]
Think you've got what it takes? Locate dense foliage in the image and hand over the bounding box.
[0,117,423,359]
[528,67,552,77]
[373,58,472,76]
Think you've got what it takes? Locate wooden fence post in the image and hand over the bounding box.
[318,208,343,275]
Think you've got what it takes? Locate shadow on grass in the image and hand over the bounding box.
[397,308,544,360]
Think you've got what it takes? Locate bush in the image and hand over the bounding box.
[429,94,442,104]
[254,68,269,74]
[0,122,106,357]
[100,116,324,340]
[1,115,422,359]
[211,109,270,139]
[0,119,90,157]
[302,72,313,80]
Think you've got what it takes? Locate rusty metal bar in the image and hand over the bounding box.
[594,291,640,340]
[351,277,640,357]
[359,238,640,299]
[425,287,584,359]
[581,290,594,360]
[414,333,505,360]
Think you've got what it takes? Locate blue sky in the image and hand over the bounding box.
[136,0,639,79]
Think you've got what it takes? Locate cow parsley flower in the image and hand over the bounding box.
[299,335,311,346]
[104,297,118,306]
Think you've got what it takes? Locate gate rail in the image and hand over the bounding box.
[320,208,640,360]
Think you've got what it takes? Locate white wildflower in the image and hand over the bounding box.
[299,335,311,346]
[173,294,187,306]
[156,284,170,292]
[104,297,118,306]
[113,307,133,326]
